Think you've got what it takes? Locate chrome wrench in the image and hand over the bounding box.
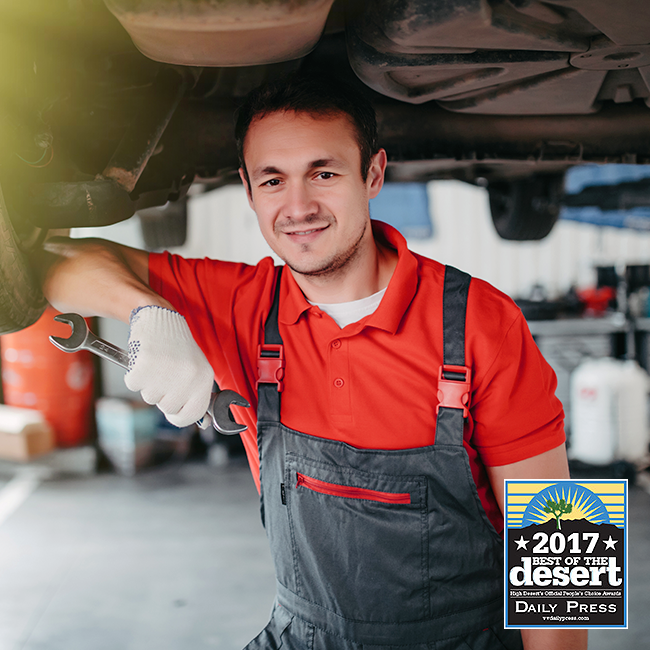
[49,313,249,434]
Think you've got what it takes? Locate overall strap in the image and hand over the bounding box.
[257,266,285,423]
[435,265,472,446]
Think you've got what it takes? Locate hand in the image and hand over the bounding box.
[124,306,214,427]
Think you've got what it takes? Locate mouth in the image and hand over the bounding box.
[283,224,330,238]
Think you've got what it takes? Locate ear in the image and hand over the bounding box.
[367,149,387,200]
[239,167,255,209]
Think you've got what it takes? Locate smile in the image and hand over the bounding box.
[284,225,329,237]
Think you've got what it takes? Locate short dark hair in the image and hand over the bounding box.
[234,73,379,186]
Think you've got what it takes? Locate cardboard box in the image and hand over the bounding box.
[0,405,55,461]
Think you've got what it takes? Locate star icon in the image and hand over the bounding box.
[515,536,529,550]
[603,536,618,550]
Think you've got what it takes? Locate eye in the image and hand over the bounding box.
[317,172,335,180]
[261,178,282,187]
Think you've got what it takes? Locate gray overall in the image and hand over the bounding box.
[245,266,523,650]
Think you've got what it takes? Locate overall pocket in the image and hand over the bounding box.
[285,453,429,624]
[295,473,412,504]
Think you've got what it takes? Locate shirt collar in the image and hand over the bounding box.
[279,220,419,334]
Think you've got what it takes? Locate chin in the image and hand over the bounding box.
[288,258,346,278]
[286,261,325,276]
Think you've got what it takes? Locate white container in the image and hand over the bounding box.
[95,398,159,476]
[570,358,650,465]
[617,361,650,461]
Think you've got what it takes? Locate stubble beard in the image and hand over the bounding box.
[278,216,368,279]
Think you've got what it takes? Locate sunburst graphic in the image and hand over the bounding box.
[521,483,609,528]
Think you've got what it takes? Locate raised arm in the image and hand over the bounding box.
[34,236,172,323]
[31,236,214,428]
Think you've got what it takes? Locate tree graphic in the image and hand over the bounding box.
[543,498,573,530]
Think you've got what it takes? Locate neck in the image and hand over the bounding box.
[289,236,398,304]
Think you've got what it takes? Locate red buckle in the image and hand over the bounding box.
[257,344,285,392]
[436,365,471,417]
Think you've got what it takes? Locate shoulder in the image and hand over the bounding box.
[412,255,522,329]
[412,255,528,369]
[465,275,528,373]
[149,251,277,296]
[467,275,523,332]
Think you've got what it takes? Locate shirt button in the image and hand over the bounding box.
[334,377,345,388]
[331,339,341,349]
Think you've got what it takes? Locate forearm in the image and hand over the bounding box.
[33,236,172,323]
[521,628,587,649]
[488,448,589,649]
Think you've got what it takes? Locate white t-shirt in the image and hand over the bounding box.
[309,288,387,329]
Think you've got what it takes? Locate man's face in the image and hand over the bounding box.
[240,110,385,279]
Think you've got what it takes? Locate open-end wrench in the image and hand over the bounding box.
[49,313,249,434]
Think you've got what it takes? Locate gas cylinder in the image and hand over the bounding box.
[1,307,94,447]
[570,358,649,465]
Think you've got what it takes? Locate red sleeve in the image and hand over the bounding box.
[147,251,277,392]
[467,279,566,467]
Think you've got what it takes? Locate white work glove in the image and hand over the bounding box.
[125,306,214,428]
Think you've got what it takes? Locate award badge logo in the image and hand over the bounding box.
[504,479,627,629]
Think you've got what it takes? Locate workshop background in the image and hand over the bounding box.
[1,178,650,649]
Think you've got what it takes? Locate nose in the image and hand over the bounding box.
[282,180,318,221]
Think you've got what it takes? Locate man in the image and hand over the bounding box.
[37,74,586,649]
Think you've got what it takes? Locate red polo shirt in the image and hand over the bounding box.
[149,221,564,534]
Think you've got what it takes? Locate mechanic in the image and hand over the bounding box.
[35,74,587,650]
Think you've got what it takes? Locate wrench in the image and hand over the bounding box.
[49,313,249,434]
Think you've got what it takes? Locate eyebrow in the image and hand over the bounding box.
[309,158,344,170]
[252,165,283,179]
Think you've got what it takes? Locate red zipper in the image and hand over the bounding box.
[295,473,411,505]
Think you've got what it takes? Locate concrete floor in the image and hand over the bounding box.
[0,453,648,650]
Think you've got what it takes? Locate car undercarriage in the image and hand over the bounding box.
[2,0,650,332]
